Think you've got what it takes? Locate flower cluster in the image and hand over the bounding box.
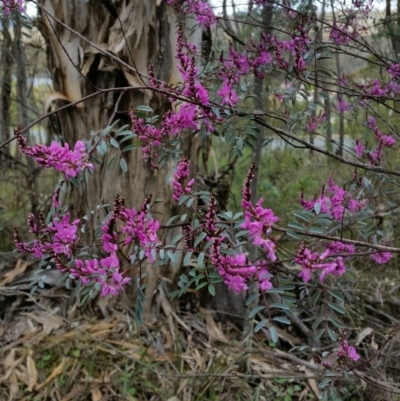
[71,197,159,297]
[388,63,400,79]
[15,193,161,297]
[130,103,199,169]
[295,242,350,282]
[1,0,24,14]
[15,128,94,180]
[355,116,396,164]
[210,238,273,293]
[176,28,210,107]
[336,97,352,114]
[72,256,130,297]
[337,340,360,362]
[165,0,216,27]
[329,6,370,46]
[300,176,367,221]
[306,110,327,131]
[370,251,392,264]
[202,183,273,294]
[172,158,195,202]
[241,164,279,262]
[14,211,80,260]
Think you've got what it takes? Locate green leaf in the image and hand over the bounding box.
[288,222,304,230]
[273,316,291,325]
[122,144,137,152]
[311,289,322,305]
[327,328,337,342]
[312,316,324,330]
[286,231,300,239]
[255,319,269,332]
[196,282,208,290]
[194,232,207,248]
[166,215,178,226]
[315,328,325,340]
[248,305,265,319]
[110,138,119,148]
[208,284,215,296]
[235,230,248,238]
[245,292,260,306]
[120,158,128,172]
[136,105,153,112]
[197,252,205,267]
[266,288,284,294]
[328,290,344,302]
[167,251,177,266]
[183,252,192,266]
[327,302,345,315]
[233,212,243,220]
[178,195,189,205]
[293,212,310,222]
[269,326,278,343]
[329,315,345,328]
[270,303,290,310]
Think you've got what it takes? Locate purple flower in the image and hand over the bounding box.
[16,129,94,180]
[166,0,216,27]
[217,83,239,107]
[300,176,366,221]
[370,251,392,264]
[2,0,24,14]
[355,140,365,157]
[338,340,360,362]
[388,63,400,79]
[336,97,352,114]
[172,158,194,202]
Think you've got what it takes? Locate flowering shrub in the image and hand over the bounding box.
[3,0,400,398]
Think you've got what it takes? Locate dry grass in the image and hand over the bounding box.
[1,256,400,401]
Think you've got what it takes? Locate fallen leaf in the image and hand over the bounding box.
[35,357,66,391]
[0,259,30,286]
[202,309,227,343]
[91,387,103,401]
[26,351,38,391]
[0,350,25,383]
[8,372,19,401]
[355,327,373,346]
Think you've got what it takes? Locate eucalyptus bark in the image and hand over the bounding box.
[0,19,13,155]
[37,0,201,317]
[13,14,39,215]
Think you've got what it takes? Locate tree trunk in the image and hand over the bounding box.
[37,0,201,317]
[243,3,273,344]
[0,19,13,156]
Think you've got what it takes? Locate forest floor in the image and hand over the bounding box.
[1,256,400,401]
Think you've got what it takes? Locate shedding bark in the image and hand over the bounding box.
[0,19,13,156]
[37,0,202,318]
[13,14,39,215]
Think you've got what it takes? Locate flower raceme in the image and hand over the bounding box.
[300,176,367,221]
[354,116,396,164]
[172,158,195,202]
[295,242,352,283]
[337,340,360,362]
[15,194,160,297]
[165,0,216,27]
[205,190,274,294]
[1,0,24,14]
[241,164,279,262]
[15,128,94,180]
